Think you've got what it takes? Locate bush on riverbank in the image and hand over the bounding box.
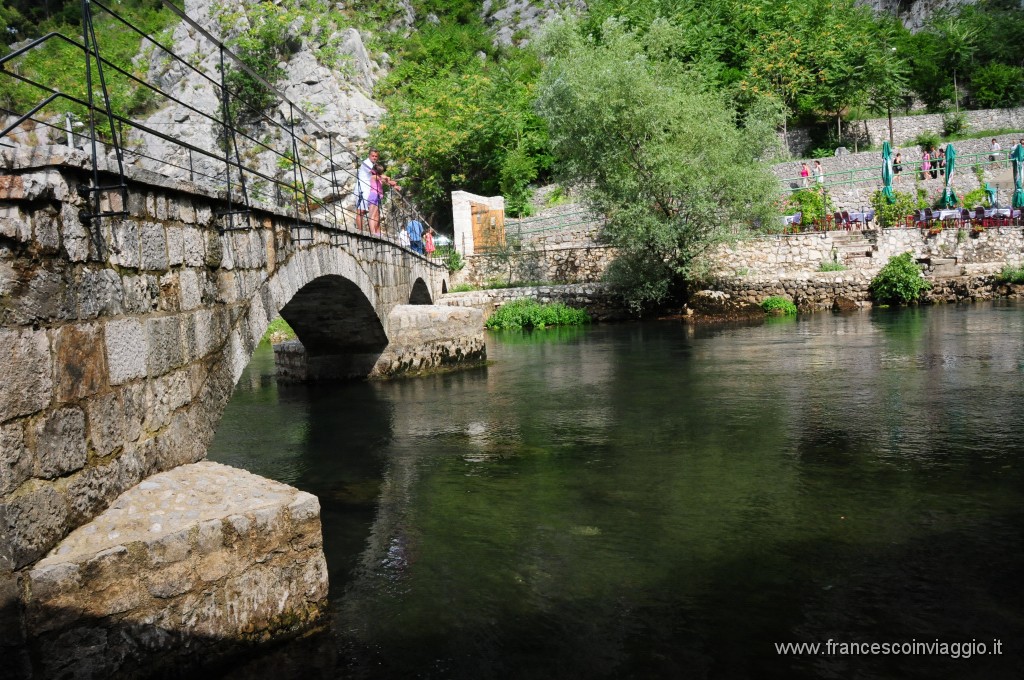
[869,253,931,304]
[761,296,798,315]
[997,265,1024,284]
[485,298,590,330]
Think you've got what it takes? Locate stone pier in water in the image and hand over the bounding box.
[22,462,327,679]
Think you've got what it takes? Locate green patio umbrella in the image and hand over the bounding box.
[881,141,895,204]
[940,144,957,208]
[1012,142,1024,210]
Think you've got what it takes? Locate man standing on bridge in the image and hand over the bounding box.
[355,148,379,231]
[406,217,424,254]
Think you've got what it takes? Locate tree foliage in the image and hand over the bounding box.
[535,17,781,312]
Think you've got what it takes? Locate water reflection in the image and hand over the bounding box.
[209,303,1024,679]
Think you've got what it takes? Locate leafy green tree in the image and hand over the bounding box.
[970,63,1024,108]
[535,17,781,312]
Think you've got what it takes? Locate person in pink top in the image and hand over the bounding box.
[800,162,811,188]
[423,227,436,256]
[921,150,931,180]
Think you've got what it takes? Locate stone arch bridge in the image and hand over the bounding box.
[0,148,483,677]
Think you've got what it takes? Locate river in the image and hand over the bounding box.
[208,302,1024,679]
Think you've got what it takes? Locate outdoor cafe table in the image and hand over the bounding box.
[986,208,1015,218]
[933,209,960,221]
[846,211,873,223]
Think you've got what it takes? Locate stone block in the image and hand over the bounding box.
[23,462,327,677]
[34,211,61,254]
[31,407,87,479]
[87,390,127,458]
[146,315,184,377]
[204,228,222,267]
[104,318,147,385]
[178,268,201,311]
[13,267,76,324]
[53,323,107,403]
[182,227,204,267]
[157,271,180,312]
[76,268,124,320]
[0,328,53,422]
[111,220,140,269]
[166,226,184,266]
[121,274,159,315]
[140,223,169,271]
[5,481,70,568]
[145,369,191,432]
[0,420,31,496]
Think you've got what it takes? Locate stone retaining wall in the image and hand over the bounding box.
[455,244,616,288]
[706,272,1022,310]
[782,106,1024,157]
[709,226,1024,278]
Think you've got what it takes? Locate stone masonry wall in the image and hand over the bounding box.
[456,244,616,287]
[708,226,1024,279]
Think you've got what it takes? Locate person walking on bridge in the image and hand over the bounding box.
[355,149,379,232]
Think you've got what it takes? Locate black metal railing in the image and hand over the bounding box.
[0,0,442,261]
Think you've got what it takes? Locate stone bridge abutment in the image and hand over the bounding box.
[0,148,483,677]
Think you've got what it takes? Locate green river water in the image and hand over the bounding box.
[208,302,1024,680]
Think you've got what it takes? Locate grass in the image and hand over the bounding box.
[261,316,296,344]
[819,261,848,272]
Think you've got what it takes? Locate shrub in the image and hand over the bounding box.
[942,112,969,137]
[961,187,988,208]
[449,283,477,292]
[870,189,916,228]
[869,253,931,304]
[760,296,797,315]
[441,248,465,272]
[913,130,941,152]
[485,298,591,330]
[787,189,832,226]
[996,266,1024,284]
[819,261,847,272]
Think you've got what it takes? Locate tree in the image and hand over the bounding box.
[535,17,781,312]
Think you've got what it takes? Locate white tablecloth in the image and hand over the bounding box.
[933,209,960,220]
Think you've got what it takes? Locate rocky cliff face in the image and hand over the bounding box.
[862,0,978,29]
[127,0,387,205]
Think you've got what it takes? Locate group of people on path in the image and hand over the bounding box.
[799,160,825,188]
[354,148,436,256]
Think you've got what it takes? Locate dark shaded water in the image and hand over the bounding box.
[208,303,1024,679]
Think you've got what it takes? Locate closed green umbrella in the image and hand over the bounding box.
[881,141,895,204]
[940,144,957,208]
[1012,142,1024,210]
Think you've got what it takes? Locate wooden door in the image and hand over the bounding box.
[471,202,505,252]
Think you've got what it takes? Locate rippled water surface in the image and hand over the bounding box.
[208,303,1024,679]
